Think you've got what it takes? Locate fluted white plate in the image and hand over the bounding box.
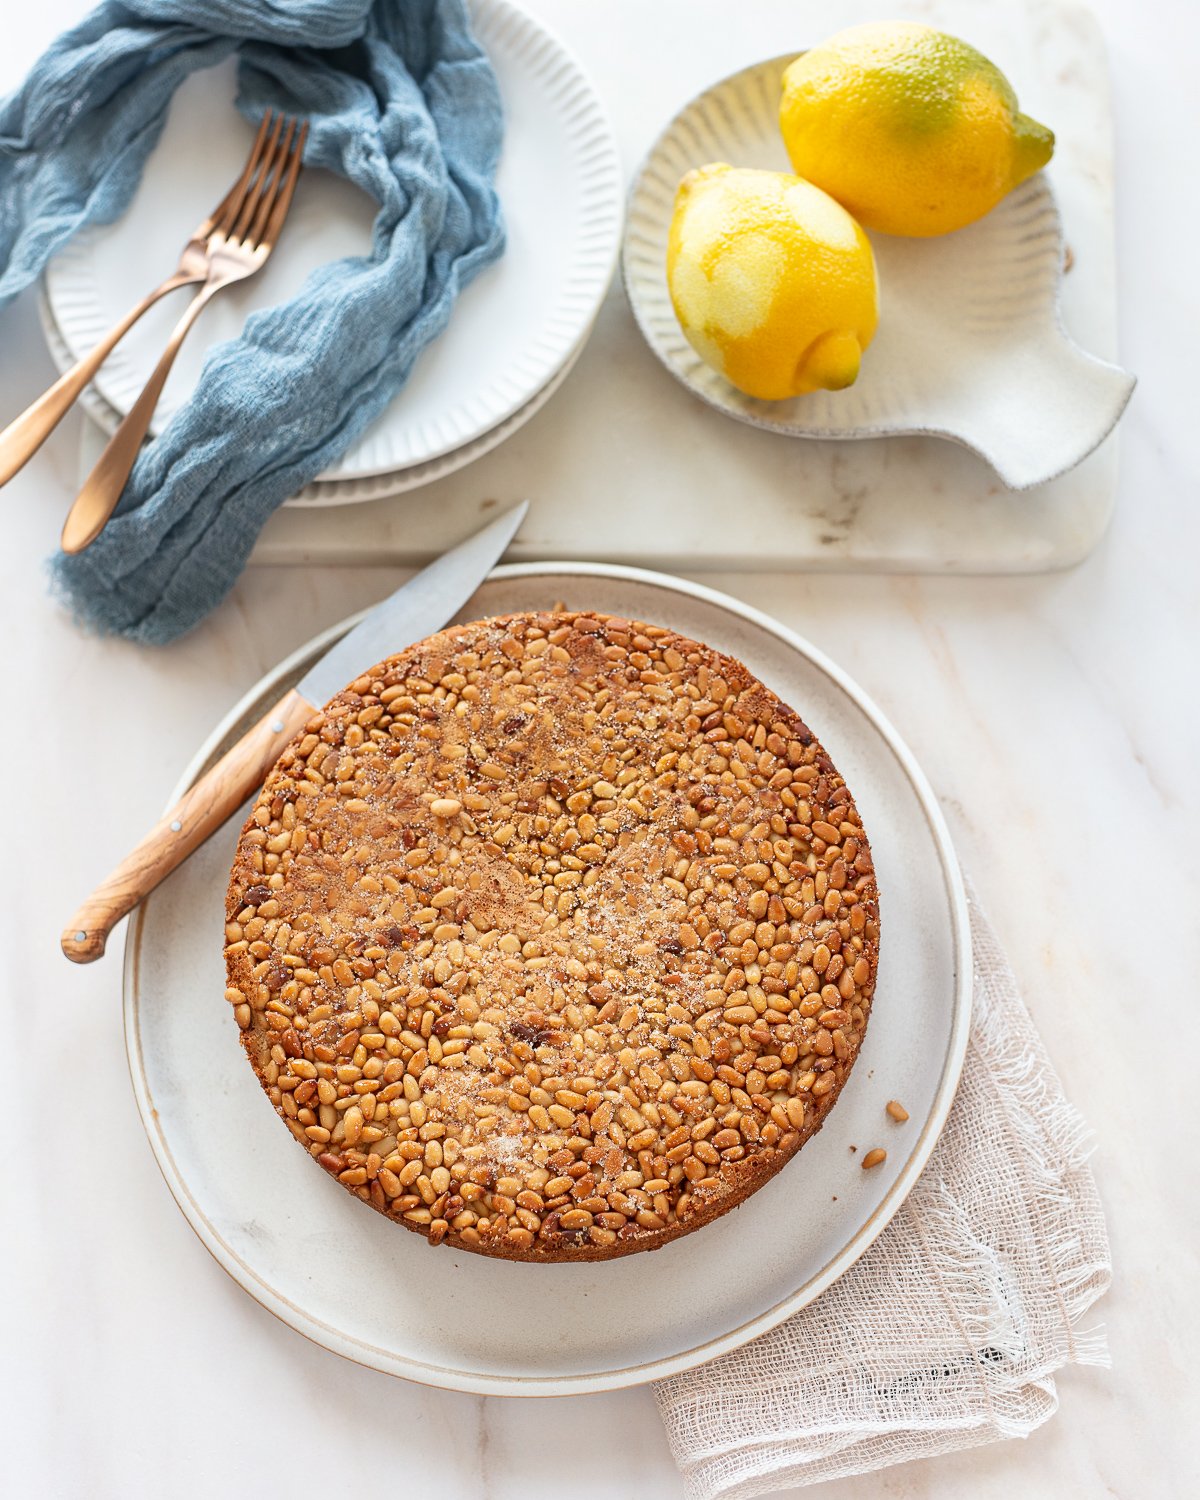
[289,331,589,506]
[43,0,621,483]
[623,55,1135,491]
[43,293,590,508]
[124,565,970,1395]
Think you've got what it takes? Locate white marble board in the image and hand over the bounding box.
[77,0,1126,572]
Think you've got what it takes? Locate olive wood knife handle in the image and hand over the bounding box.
[61,687,315,964]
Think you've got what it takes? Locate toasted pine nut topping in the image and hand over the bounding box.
[226,612,880,1260]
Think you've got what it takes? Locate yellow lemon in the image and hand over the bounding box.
[666,163,878,401]
[779,21,1054,237]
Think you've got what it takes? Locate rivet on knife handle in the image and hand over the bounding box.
[60,688,314,964]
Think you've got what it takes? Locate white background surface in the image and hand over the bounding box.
[1,1,1197,1499]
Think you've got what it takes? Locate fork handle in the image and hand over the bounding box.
[0,272,201,489]
[60,279,222,554]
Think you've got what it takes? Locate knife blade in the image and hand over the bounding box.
[61,501,529,964]
[296,501,527,708]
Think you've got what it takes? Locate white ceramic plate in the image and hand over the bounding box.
[43,0,622,482]
[124,565,971,1395]
[289,331,589,507]
[43,294,589,508]
[623,55,1135,491]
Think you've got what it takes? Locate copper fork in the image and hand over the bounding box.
[0,113,303,492]
[58,111,308,554]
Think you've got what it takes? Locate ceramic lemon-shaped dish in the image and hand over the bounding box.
[623,53,1135,491]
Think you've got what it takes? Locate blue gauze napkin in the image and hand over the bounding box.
[0,0,505,644]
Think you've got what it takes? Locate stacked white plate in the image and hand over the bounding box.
[39,0,622,508]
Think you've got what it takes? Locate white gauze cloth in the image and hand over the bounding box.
[653,884,1111,1497]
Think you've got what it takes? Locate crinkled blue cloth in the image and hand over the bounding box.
[0,0,505,643]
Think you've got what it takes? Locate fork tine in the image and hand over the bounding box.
[230,112,288,244]
[208,112,276,239]
[246,117,299,248]
[258,121,308,250]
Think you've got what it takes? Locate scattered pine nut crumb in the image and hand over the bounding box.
[886,1099,909,1122]
[861,1148,887,1170]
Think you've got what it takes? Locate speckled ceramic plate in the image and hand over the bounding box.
[124,565,971,1395]
[42,0,621,483]
[623,54,1135,490]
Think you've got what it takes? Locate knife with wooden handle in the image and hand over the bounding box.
[61,501,529,963]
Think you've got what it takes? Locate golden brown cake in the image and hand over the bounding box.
[224,611,879,1261]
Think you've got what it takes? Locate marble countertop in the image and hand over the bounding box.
[2,1,1197,1497]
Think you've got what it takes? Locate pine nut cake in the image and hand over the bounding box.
[224,611,880,1261]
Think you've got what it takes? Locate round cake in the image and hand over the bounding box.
[224,611,880,1261]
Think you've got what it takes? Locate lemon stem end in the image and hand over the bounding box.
[1013,114,1055,184]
